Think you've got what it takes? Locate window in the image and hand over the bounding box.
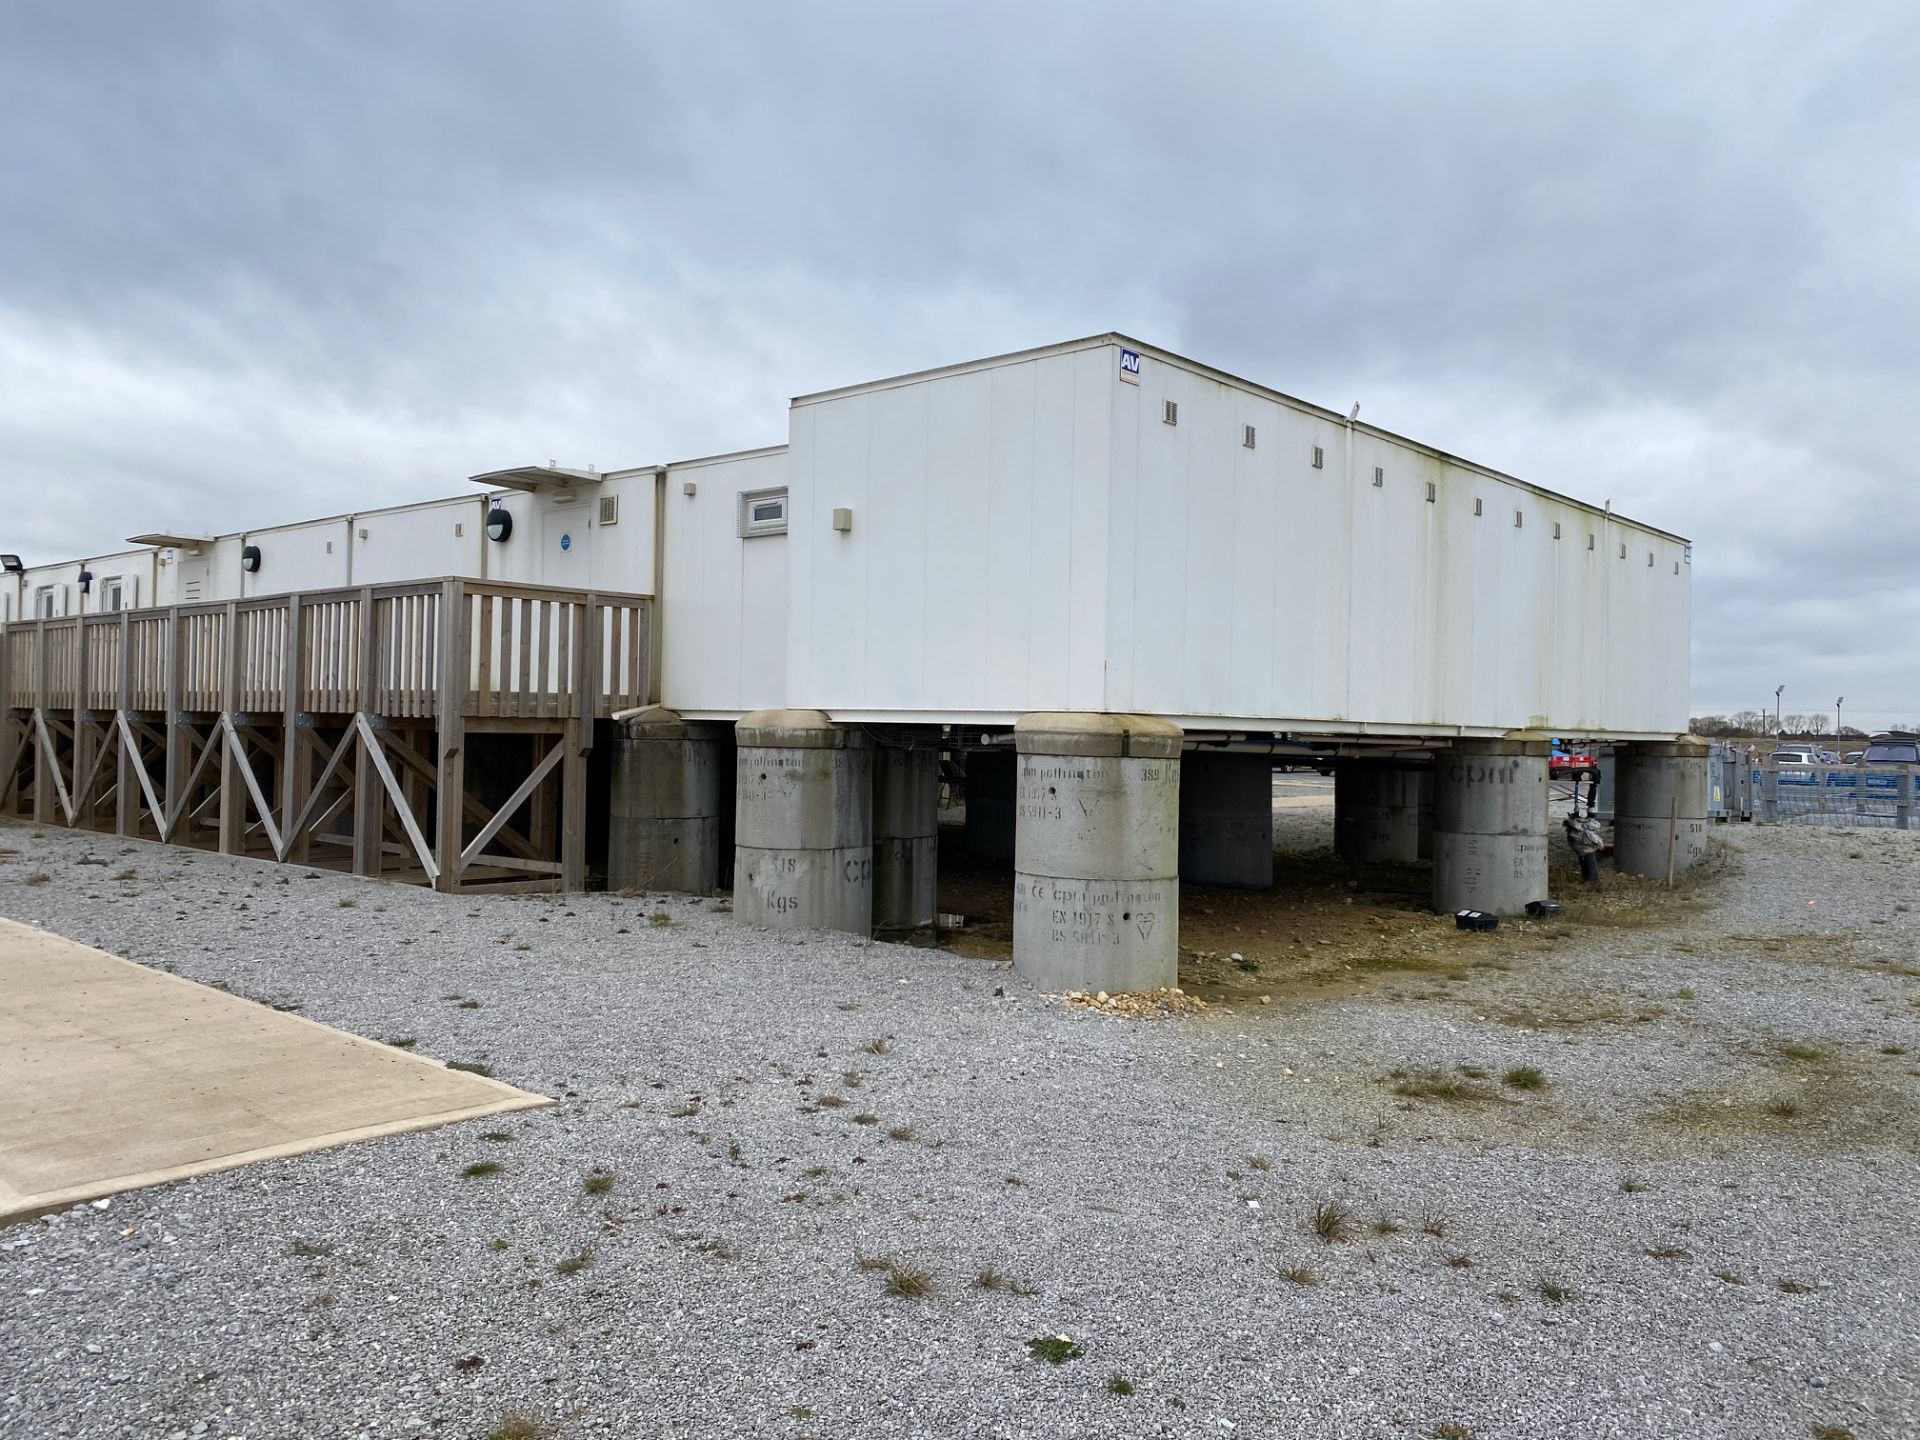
[738,487,789,538]
[100,578,125,612]
[34,585,59,618]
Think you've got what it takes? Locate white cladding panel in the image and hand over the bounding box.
[786,339,1686,735]
[238,518,352,595]
[786,346,1115,716]
[661,450,788,715]
[348,498,486,586]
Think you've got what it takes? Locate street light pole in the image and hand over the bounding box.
[1836,697,1844,746]
[1775,684,1786,735]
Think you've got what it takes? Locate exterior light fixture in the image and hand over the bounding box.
[0,554,21,573]
[240,544,262,573]
[78,569,93,593]
[486,506,514,543]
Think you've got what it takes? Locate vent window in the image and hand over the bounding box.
[1425,482,1436,503]
[598,494,619,526]
[1242,424,1256,449]
[1474,498,1483,517]
[1372,466,1385,488]
[1514,510,1524,528]
[1162,400,1178,426]
[1311,445,1325,470]
[738,487,789,538]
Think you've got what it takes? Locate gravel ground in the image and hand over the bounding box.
[1,817,1916,1440]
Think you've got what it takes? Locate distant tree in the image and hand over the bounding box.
[1839,725,1870,739]
[1803,713,1830,735]
[1730,709,1767,735]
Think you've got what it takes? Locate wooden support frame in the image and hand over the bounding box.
[0,577,652,893]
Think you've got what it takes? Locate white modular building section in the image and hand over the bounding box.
[785,335,1690,737]
[657,447,790,718]
[6,550,157,620]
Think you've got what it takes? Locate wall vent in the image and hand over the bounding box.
[1474,498,1483,517]
[1552,521,1561,539]
[1242,424,1256,449]
[1619,543,1628,559]
[1311,445,1325,470]
[598,494,619,526]
[1162,400,1178,426]
[1425,482,1436,503]
[1372,466,1385,488]
[1647,551,1655,566]
[1514,510,1523,528]
[1588,533,1596,551]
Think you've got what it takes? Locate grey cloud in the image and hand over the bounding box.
[2,0,1916,722]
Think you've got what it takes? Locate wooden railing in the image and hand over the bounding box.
[0,579,653,721]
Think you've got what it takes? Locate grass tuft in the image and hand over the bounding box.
[385,1037,418,1050]
[1774,1040,1826,1063]
[886,1124,916,1142]
[1106,1374,1135,1396]
[1502,1066,1547,1091]
[975,1266,1006,1291]
[1619,1175,1649,1193]
[1778,1277,1814,1294]
[582,1172,615,1196]
[648,910,676,928]
[287,1238,332,1258]
[1420,1210,1449,1239]
[1809,1425,1855,1440]
[485,1411,553,1440]
[1390,1070,1493,1102]
[852,1113,879,1126]
[1645,1245,1690,1261]
[855,1254,895,1272]
[462,1161,504,1179]
[1432,1426,1475,1440]
[445,1060,493,1077]
[1309,1199,1356,1244]
[1538,1276,1574,1303]
[866,1037,893,1055]
[1279,1264,1318,1286]
[554,1244,595,1276]
[883,1264,935,1298]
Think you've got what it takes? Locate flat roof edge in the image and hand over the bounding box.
[791,331,1687,545]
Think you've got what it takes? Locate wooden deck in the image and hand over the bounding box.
[0,578,654,892]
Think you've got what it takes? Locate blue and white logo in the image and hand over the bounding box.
[559,532,572,552]
[1118,348,1142,385]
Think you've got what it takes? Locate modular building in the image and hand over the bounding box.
[1,334,1702,993]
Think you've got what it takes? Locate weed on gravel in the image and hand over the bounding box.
[485,1412,553,1440]
[1026,1334,1083,1364]
[582,1172,615,1195]
[882,1264,936,1298]
[1309,1199,1356,1243]
[1279,1264,1318,1286]
[1106,1374,1135,1396]
[462,1161,504,1179]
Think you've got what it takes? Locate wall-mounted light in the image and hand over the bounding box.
[0,554,22,574]
[78,569,93,594]
[241,544,262,573]
[486,506,514,543]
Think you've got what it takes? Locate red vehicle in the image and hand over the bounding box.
[1549,740,1599,781]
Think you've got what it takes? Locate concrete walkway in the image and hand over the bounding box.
[0,917,548,1223]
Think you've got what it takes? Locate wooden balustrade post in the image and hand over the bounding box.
[163,607,185,840]
[217,601,245,854]
[115,608,135,836]
[31,618,50,824]
[71,613,94,828]
[559,597,590,891]
[352,587,381,877]
[281,594,307,862]
[434,578,468,892]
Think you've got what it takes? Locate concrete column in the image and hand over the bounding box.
[1178,750,1272,888]
[1012,713,1182,993]
[607,707,729,893]
[1333,762,1431,864]
[873,739,939,930]
[1612,739,1710,877]
[733,709,872,934]
[964,748,1016,858]
[1432,737,1549,915]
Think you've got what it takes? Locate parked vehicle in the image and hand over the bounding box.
[1549,739,1599,780]
[1770,745,1821,764]
[1863,733,1920,765]
[1843,751,1864,765]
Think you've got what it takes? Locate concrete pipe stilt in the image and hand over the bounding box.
[964,748,1016,859]
[733,709,872,934]
[1613,739,1710,878]
[1333,763,1431,865]
[607,707,730,893]
[1012,713,1182,993]
[1179,750,1273,888]
[1432,737,1549,915]
[873,739,940,930]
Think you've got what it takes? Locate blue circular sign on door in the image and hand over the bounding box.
[559,533,572,551]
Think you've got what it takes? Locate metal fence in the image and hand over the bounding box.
[1757,762,1916,828]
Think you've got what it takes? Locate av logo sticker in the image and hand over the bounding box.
[1118,348,1142,385]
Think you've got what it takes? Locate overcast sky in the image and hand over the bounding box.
[2,2,1915,725]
